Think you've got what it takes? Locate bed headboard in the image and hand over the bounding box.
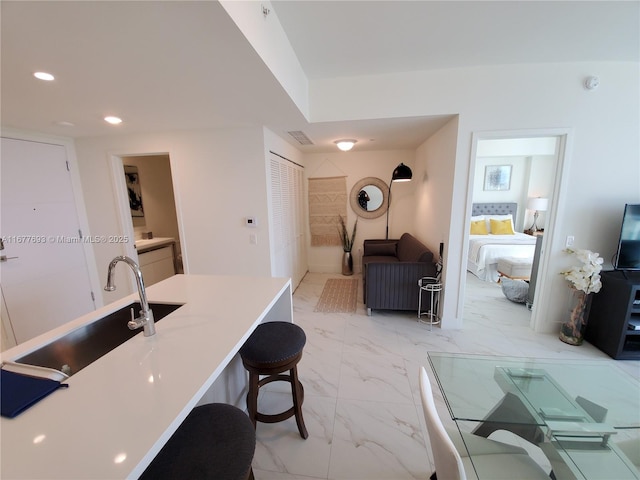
[472,202,518,219]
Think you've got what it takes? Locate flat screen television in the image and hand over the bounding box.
[614,203,640,271]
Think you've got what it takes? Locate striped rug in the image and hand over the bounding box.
[314,278,358,313]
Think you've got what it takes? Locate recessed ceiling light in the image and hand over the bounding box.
[104,116,123,125]
[33,72,55,81]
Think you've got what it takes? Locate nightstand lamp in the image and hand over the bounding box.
[527,197,548,234]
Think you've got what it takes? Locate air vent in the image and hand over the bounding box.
[287,130,314,145]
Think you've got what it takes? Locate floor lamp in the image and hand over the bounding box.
[385,163,412,239]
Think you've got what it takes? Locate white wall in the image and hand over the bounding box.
[303,149,416,273]
[310,61,640,332]
[414,117,459,261]
[75,127,273,304]
[219,0,309,119]
[472,155,555,231]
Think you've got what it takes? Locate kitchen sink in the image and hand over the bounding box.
[14,302,184,377]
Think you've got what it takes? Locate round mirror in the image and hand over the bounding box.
[350,177,389,219]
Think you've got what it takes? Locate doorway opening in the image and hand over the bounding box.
[463,129,571,332]
[112,153,184,287]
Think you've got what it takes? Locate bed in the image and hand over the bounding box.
[467,203,537,282]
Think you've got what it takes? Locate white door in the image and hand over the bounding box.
[1,137,96,344]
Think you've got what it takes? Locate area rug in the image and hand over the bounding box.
[314,278,358,313]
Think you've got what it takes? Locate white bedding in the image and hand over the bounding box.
[467,232,536,282]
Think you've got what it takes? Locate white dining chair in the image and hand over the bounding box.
[419,367,550,480]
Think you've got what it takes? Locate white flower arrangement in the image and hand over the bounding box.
[561,248,603,294]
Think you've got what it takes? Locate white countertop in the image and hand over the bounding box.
[1,274,292,479]
[134,237,175,253]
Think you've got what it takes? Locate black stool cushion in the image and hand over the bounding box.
[240,322,306,365]
[140,403,255,480]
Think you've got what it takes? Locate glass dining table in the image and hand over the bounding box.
[428,352,640,480]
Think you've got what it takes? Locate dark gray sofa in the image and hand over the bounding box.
[362,233,437,315]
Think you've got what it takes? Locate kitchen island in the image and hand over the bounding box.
[1,274,292,479]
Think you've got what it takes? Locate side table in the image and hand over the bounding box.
[418,276,442,330]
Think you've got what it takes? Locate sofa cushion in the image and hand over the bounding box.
[397,233,433,263]
[366,242,397,257]
[362,255,399,266]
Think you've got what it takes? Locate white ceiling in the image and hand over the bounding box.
[1,1,638,153]
[272,1,639,78]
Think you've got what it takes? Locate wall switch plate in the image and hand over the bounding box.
[249,233,257,245]
[566,235,575,248]
[246,217,257,227]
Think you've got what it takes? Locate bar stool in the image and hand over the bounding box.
[239,321,308,439]
[139,403,255,480]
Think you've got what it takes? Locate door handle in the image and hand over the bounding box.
[0,255,18,262]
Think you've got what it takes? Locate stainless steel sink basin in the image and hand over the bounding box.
[15,302,183,376]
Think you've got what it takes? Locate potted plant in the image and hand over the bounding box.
[559,248,603,345]
[338,215,357,276]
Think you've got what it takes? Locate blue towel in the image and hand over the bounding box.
[1,369,68,418]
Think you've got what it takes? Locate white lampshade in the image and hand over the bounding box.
[334,139,357,151]
[527,197,548,212]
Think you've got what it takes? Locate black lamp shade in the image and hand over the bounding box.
[392,163,412,182]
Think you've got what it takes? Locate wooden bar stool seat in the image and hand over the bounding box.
[239,321,308,439]
[139,403,255,480]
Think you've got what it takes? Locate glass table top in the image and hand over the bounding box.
[427,353,640,480]
[428,353,640,429]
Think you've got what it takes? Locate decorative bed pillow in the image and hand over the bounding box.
[501,278,529,303]
[485,214,513,231]
[367,242,397,256]
[470,220,488,235]
[490,218,515,235]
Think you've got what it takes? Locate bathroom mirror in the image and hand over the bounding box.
[349,177,389,219]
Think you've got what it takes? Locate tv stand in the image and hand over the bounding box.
[585,270,640,359]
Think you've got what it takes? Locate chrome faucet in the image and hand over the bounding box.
[104,255,156,337]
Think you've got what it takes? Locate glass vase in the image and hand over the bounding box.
[559,288,593,346]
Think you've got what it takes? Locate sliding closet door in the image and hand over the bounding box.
[269,153,307,290]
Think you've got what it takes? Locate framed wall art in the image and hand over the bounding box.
[483,165,512,191]
[124,165,145,217]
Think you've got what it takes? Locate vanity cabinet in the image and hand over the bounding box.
[137,240,176,286]
[585,270,640,359]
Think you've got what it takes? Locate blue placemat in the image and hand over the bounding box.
[1,369,68,418]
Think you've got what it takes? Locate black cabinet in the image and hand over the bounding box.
[585,270,640,359]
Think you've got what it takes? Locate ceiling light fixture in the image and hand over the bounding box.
[33,72,55,81]
[334,139,357,152]
[104,116,123,125]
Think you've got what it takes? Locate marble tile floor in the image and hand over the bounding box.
[252,272,640,480]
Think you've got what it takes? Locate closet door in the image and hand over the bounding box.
[269,154,306,289]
